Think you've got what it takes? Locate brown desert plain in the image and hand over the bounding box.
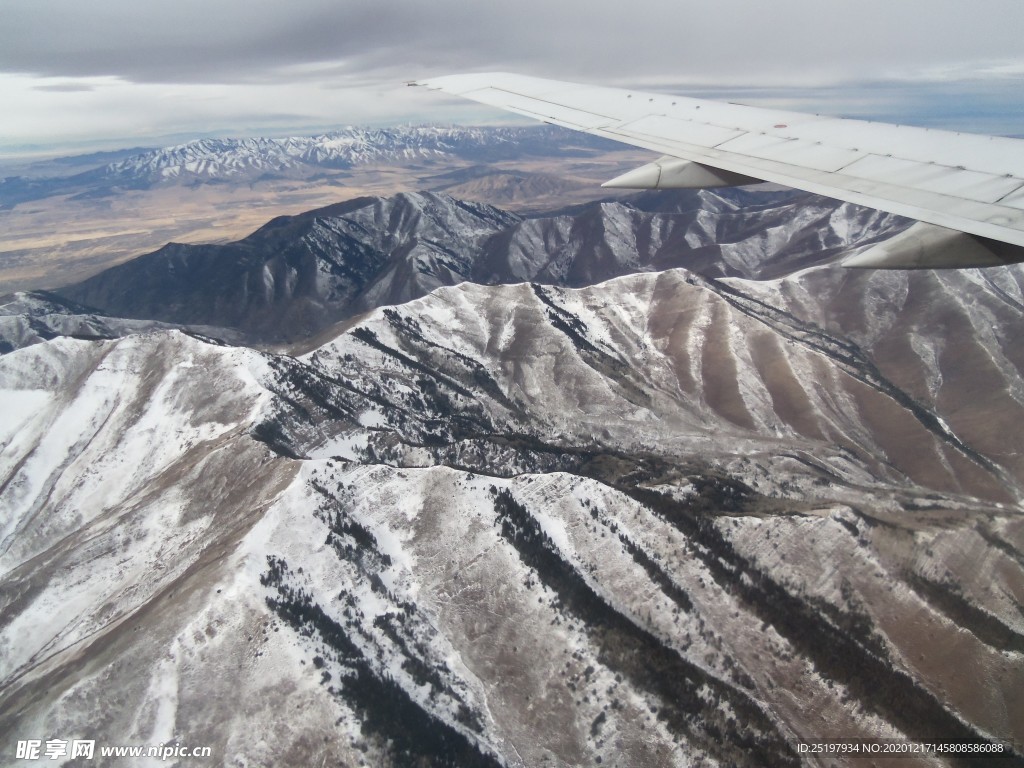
[0,149,649,293]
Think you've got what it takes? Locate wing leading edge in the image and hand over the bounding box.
[413,73,1024,269]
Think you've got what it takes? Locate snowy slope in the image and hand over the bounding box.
[3,262,1023,766]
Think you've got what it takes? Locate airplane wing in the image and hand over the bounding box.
[413,73,1024,269]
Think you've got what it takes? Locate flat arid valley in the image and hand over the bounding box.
[0,128,647,292]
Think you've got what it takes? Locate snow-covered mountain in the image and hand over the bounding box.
[0,126,622,208]
[51,188,908,343]
[97,126,617,184]
[2,191,1023,766]
[0,291,245,353]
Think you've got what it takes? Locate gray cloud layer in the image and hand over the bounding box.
[4,0,1024,86]
[3,0,1023,154]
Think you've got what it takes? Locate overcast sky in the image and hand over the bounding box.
[3,0,1024,156]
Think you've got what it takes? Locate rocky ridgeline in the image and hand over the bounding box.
[39,188,905,343]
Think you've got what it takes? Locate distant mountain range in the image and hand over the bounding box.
[2,186,1023,766]
[0,126,623,209]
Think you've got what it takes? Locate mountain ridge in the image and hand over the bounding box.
[46,188,910,344]
[3,267,1023,765]
[1,187,1023,766]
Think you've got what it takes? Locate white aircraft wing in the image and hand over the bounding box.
[414,73,1024,269]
